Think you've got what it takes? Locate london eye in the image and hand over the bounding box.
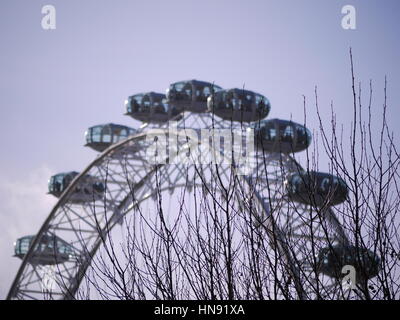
[7,79,380,300]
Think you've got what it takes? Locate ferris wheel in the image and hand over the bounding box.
[7,80,380,300]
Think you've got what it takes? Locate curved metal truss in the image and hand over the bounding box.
[7,112,352,300]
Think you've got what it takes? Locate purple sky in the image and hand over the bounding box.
[0,0,399,298]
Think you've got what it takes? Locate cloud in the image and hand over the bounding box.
[0,165,56,299]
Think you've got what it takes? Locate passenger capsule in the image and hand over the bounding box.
[285,171,348,206]
[208,88,271,122]
[317,245,381,280]
[85,123,136,152]
[251,119,312,153]
[48,171,105,202]
[14,234,74,265]
[167,80,223,113]
[125,92,180,123]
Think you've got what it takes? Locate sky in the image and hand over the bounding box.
[0,0,399,298]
